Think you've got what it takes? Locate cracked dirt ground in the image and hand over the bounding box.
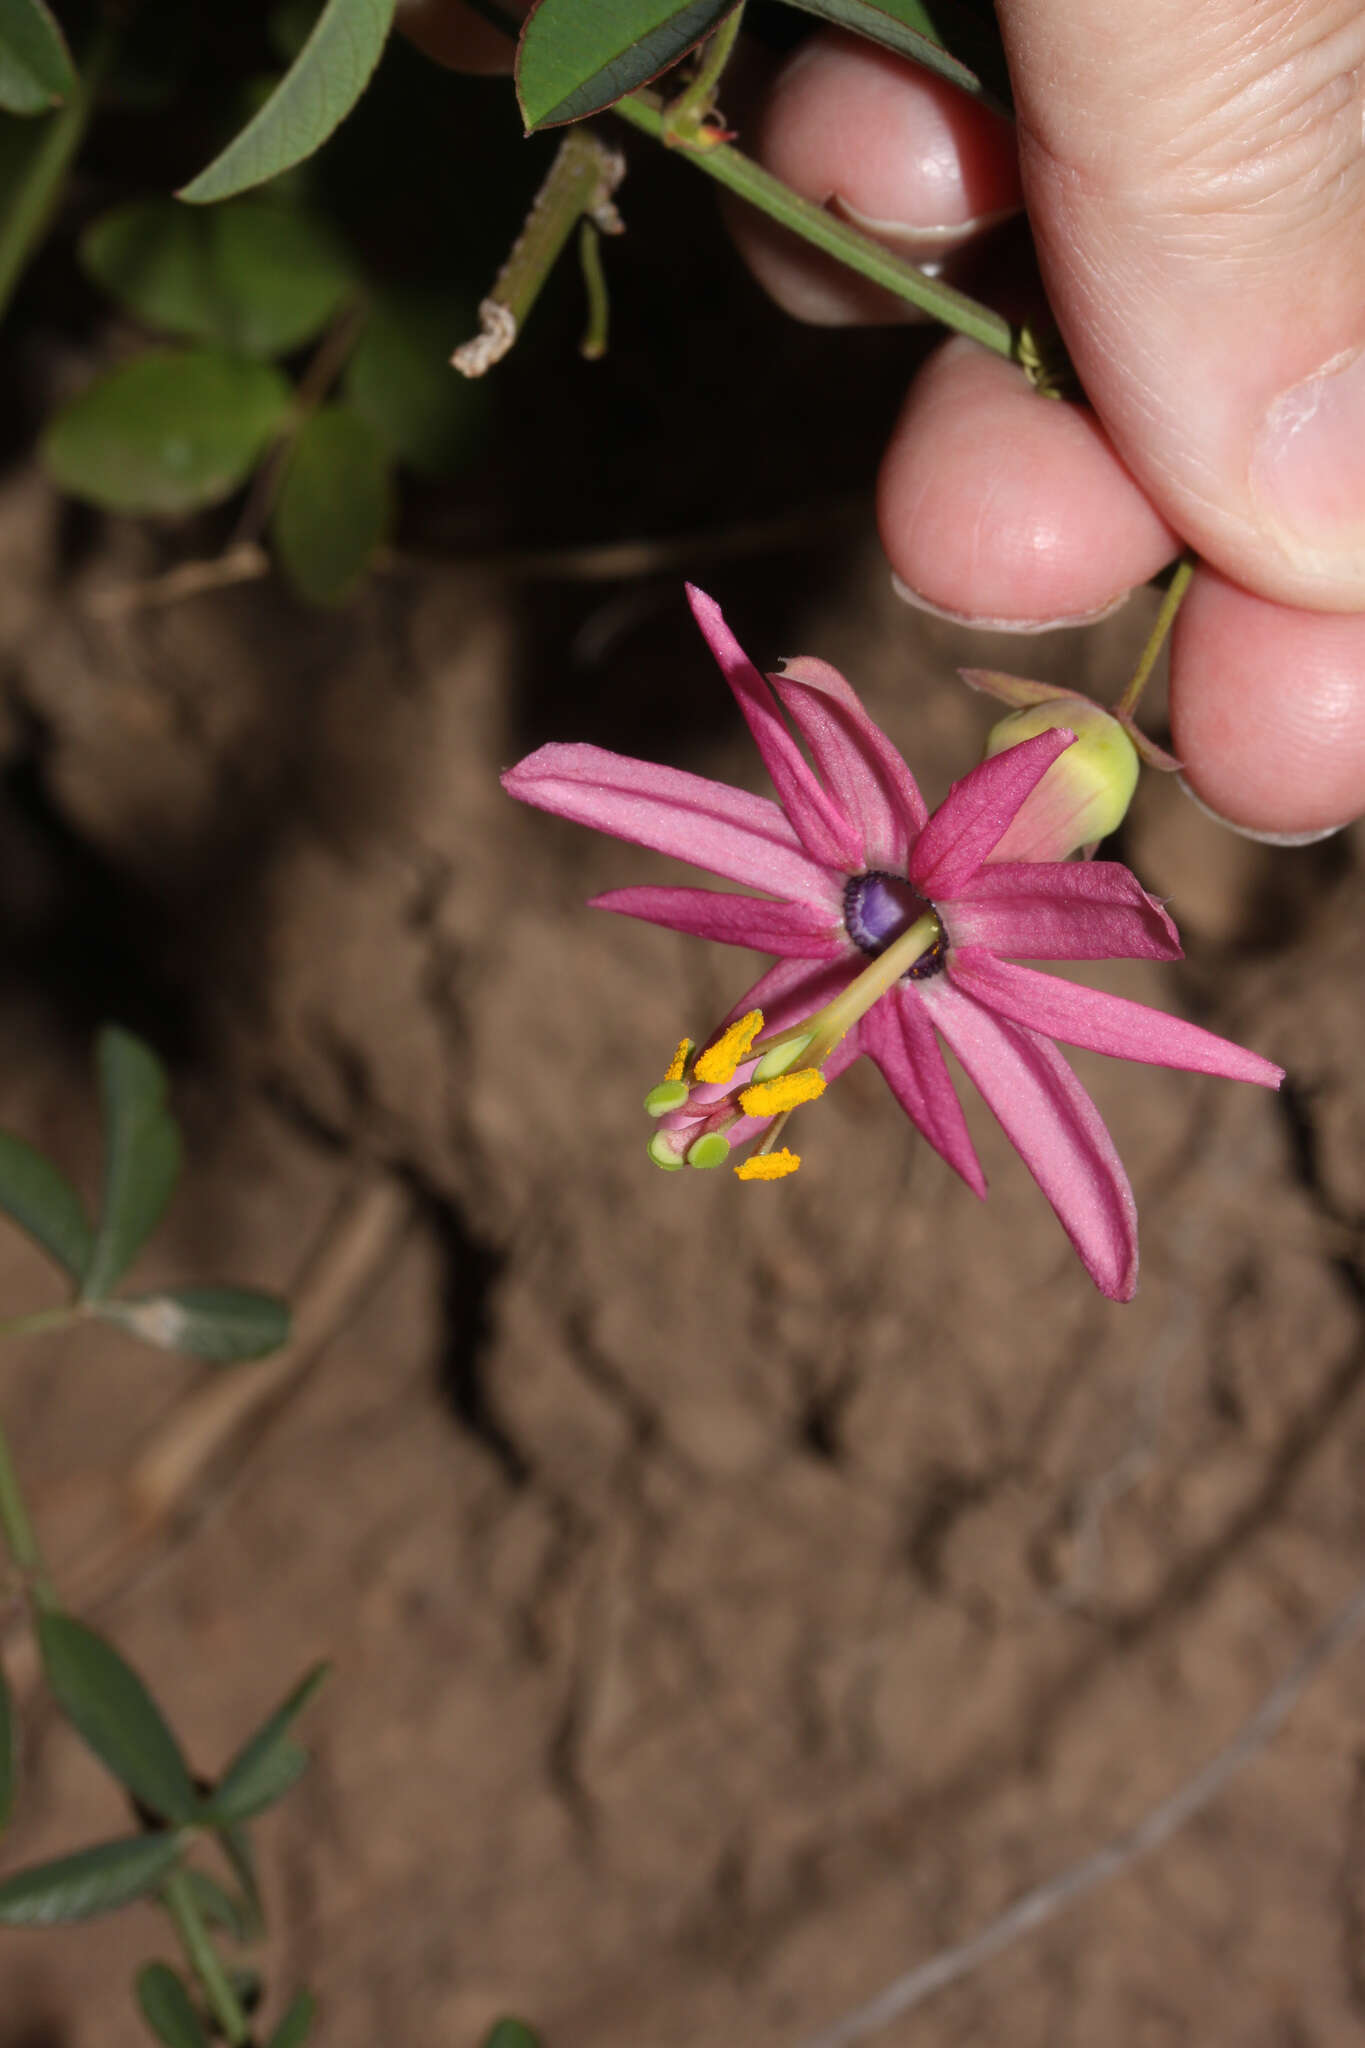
[0,480,1364,2047]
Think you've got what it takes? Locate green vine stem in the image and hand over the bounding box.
[163,1868,252,2046]
[0,14,119,327]
[612,88,1017,359]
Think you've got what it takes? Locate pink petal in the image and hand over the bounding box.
[726,952,862,1036]
[590,885,846,959]
[909,729,1076,899]
[503,743,836,901]
[919,978,1139,1301]
[947,949,1285,1087]
[947,862,1182,961]
[770,655,928,867]
[859,992,987,1197]
[686,588,863,871]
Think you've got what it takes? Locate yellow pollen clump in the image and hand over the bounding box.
[735,1148,801,1182]
[663,1037,693,1083]
[693,1010,764,1085]
[738,1068,826,1117]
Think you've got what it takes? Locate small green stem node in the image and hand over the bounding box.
[662,4,745,148]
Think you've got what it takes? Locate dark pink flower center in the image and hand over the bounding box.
[843,871,945,978]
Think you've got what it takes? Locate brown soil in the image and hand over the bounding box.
[0,472,1363,2048]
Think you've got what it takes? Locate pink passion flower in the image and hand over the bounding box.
[502,587,1283,1301]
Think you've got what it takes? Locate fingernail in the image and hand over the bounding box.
[1252,347,1365,566]
[891,572,1131,633]
[834,196,1019,273]
[1177,776,1348,846]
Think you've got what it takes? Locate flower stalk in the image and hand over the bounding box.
[1115,554,1195,721]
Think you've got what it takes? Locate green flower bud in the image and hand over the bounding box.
[984,698,1140,859]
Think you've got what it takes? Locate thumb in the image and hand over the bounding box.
[999,0,1365,611]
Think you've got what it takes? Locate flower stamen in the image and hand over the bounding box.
[735,1149,801,1181]
[694,1009,764,1083]
[664,1037,693,1082]
[739,1068,826,1117]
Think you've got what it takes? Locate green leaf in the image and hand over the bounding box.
[178,0,397,204]
[481,2023,542,2048]
[174,1865,255,1944]
[94,1288,291,1365]
[517,0,732,129]
[136,1962,209,2048]
[270,405,391,605]
[0,1833,181,1924]
[779,0,1009,110]
[266,1989,317,2048]
[0,0,76,115]
[37,1612,199,1823]
[343,291,486,478]
[0,1655,15,1834]
[0,1129,93,1279]
[208,1663,329,1824]
[43,349,293,518]
[80,1028,181,1300]
[80,200,356,359]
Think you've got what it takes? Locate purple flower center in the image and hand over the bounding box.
[842,871,945,979]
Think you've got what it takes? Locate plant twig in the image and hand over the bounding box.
[452,127,625,376]
[86,543,271,620]
[797,1571,1365,2048]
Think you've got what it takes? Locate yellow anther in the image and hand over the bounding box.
[663,1037,693,1083]
[735,1148,801,1182]
[693,1009,764,1085]
[738,1068,825,1118]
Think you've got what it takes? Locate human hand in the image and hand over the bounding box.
[729,6,1365,841]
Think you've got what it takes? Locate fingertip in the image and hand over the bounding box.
[730,29,1022,326]
[1170,568,1365,837]
[877,339,1179,623]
